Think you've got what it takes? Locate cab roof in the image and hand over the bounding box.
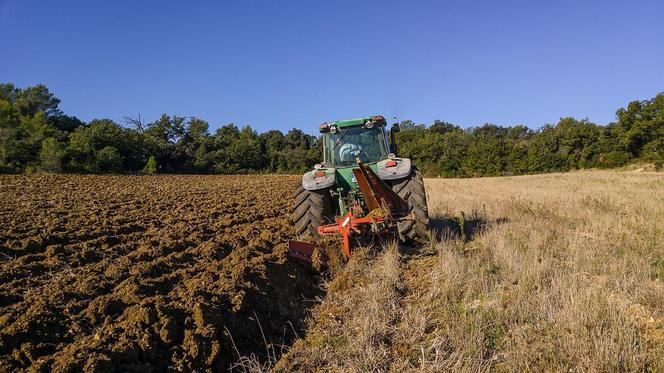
[328,115,386,128]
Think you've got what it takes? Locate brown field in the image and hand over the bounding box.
[0,174,321,372]
[1,171,663,372]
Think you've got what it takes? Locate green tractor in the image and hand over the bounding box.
[289,115,429,259]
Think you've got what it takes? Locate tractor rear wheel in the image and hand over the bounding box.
[391,168,430,243]
[289,185,335,238]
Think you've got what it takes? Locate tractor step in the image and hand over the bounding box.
[287,240,328,270]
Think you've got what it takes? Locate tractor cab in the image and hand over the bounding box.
[319,116,391,167]
[308,115,410,192]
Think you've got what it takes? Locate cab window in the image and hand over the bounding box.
[323,125,388,167]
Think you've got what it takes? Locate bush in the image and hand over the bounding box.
[600,151,632,168]
[144,155,158,174]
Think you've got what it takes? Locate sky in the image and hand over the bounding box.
[1,0,663,134]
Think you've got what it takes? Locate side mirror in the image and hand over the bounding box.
[390,123,399,156]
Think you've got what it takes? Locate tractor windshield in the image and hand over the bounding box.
[324,125,388,167]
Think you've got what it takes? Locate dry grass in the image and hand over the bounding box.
[273,244,402,372]
[276,170,664,372]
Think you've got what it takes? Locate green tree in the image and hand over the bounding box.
[527,125,565,172]
[462,125,510,176]
[145,114,186,143]
[64,119,144,172]
[16,111,56,168]
[0,83,62,118]
[215,123,240,146]
[39,137,64,172]
[176,117,212,172]
[554,118,601,169]
[284,128,311,150]
[0,99,21,170]
[144,115,187,171]
[429,120,457,135]
[616,93,664,162]
[260,130,285,171]
[66,127,96,171]
[437,130,471,177]
[50,115,84,133]
[96,146,123,172]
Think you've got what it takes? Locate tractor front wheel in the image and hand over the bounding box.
[391,168,430,243]
[289,185,334,238]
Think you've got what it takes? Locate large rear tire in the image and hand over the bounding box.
[391,168,430,243]
[289,185,335,238]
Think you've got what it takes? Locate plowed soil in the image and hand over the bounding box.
[0,174,322,372]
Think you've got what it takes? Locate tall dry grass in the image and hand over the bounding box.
[276,170,663,372]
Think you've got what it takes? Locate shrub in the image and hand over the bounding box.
[144,155,158,174]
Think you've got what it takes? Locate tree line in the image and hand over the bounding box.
[396,100,663,177]
[0,83,320,174]
[1,82,662,177]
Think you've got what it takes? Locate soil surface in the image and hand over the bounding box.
[0,174,323,372]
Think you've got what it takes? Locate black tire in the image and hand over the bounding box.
[391,168,430,243]
[289,185,335,238]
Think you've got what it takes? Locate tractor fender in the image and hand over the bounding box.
[302,169,336,191]
[376,158,412,181]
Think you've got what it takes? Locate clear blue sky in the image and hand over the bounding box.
[2,0,663,134]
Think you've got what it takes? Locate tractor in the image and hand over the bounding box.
[288,115,429,265]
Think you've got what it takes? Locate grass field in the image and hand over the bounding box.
[277,170,664,371]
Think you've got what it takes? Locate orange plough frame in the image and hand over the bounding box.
[317,210,387,258]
